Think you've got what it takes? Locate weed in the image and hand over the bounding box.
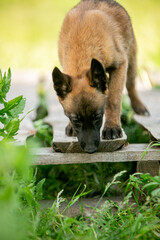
[0,69,26,141]
[0,142,159,240]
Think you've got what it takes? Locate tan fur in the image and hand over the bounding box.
[61,74,107,114]
[55,0,149,140]
[59,6,124,76]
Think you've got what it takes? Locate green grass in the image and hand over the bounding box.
[0,142,160,240]
[36,162,134,199]
[0,0,160,70]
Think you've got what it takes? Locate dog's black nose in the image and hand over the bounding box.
[80,139,100,153]
[84,146,98,154]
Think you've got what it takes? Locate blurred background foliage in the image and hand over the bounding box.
[0,0,160,71]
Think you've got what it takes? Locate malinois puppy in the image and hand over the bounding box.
[52,0,149,153]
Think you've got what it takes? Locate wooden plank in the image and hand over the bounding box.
[137,161,159,176]
[134,90,160,178]
[32,144,160,165]
[134,89,160,140]
[52,129,127,153]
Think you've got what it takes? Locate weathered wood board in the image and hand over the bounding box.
[136,161,159,176]
[134,90,160,177]
[134,89,160,140]
[52,129,127,153]
[33,144,160,165]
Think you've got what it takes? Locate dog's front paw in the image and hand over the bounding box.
[65,122,76,137]
[102,126,123,140]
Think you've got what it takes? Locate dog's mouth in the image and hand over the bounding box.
[79,140,100,154]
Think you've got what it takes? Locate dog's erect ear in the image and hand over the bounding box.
[52,67,72,99]
[90,59,108,94]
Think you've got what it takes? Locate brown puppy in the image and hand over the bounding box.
[52,0,149,153]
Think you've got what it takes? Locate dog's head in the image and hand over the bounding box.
[52,59,109,153]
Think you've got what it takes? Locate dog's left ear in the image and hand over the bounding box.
[89,59,108,94]
[52,67,72,99]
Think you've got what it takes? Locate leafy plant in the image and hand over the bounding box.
[36,162,133,199]
[0,142,160,240]
[0,69,26,141]
[35,171,160,240]
[26,120,53,147]
[0,142,42,240]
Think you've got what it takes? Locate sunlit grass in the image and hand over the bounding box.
[0,0,160,70]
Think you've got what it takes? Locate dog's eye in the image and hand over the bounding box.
[72,118,78,123]
[95,114,102,120]
[93,114,102,124]
[72,118,82,128]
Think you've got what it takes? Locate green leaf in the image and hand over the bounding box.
[0,96,4,104]
[9,97,26,118]
[0,96,23,115]
[0,116,6,124]
[35,178,46,200]
[151,188,160,197]
[0,71,5,103]
[142,182,159,191]
[0,128,5,136]
[33,120,53,147]
[4,118,20,137]
[6,96,23,111]
[0,68,27,142]
[20,109,34,122]
[0,117,10,126]
[0,69,3,91]
[2,68,11,99]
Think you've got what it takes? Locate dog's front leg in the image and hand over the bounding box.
[102,60,127,139]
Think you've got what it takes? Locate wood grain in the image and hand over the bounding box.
[32,144,160,165]
[52,129,127,153]
[134,89,160,140]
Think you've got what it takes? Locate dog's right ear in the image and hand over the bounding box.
[52,67,72,99]
[89,59,109,95]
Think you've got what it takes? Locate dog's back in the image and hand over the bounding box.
[58,0,135,77]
